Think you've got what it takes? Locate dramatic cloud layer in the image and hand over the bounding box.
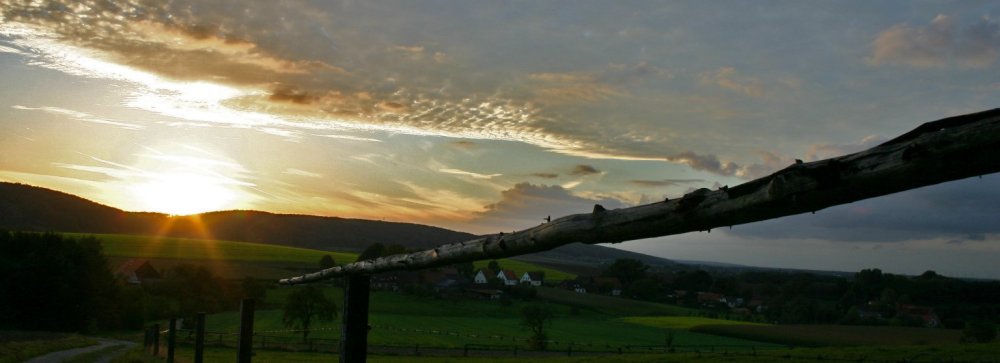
[871,14,1000,68]
[2,1,1000,277]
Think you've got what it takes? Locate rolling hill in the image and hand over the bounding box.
[0,182,681,268]
[0,182,474,251]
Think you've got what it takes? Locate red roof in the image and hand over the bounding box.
[499,270,518,280]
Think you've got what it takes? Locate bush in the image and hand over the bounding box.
[963,321,997,343]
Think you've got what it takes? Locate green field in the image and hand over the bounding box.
[537,287,696,316]
[190,287,769,351]
[0,331,96,363]
[71,233,358,265]
[149,338,1000,363]
[620,316,767,331]
[691,324,964,347]
[49,231,1000,362]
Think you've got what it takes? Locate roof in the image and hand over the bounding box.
[115,258,161,281]
[523,271,544,281]
[499,270,518,280]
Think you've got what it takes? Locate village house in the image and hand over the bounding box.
[696,292,725,307]
[519,271,544,286]
[473,268,495,284]
[497,270,519,286]
[115,259,161,284]
[559,276,593,293]
[592,277,623,296]
[897,305,941,328]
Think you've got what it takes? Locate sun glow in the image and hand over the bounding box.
[130,172,238,216]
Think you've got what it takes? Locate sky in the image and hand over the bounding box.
[1,1,999,278]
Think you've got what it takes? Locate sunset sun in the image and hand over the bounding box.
[130,172,238,216]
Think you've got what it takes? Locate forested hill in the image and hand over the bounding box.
[0,182,475,251]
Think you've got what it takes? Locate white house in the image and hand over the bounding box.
[497,270,519,286]
[473,269,495,284]
[520,271,544,286]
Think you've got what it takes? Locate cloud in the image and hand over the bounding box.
[526,62,668,104]
[12,105,144,130]
[569,164,601,176]
[315,134,383,143]
[283,168,323,178]
[438,168,501,180]
[469,182,629,232]
[699,67,766,97]
[870,14,1000,68]
[448,141,477,149]
[729,173,1000,242]
[628,179,705,188]
[530,173,559,179]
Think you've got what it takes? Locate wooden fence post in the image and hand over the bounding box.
[167,318,177,363]
[152,323,160,356]
[195,312,206,363]
[340,274,371,363]
[237,298,255,363]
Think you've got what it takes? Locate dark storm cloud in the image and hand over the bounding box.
[570,164,601,176]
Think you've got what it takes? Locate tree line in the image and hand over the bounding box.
[601,258,1000,331]
[0,230,266,333]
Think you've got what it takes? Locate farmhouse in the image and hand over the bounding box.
[897,305,941,328]
[473,268,495,284]
[520,271,544,286]
[497,269,519,286]
[115,259,161,284]
[593,277,623,296]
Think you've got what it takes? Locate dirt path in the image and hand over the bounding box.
[24,338,135,363]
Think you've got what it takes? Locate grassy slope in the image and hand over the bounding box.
[73,233,358,265]
[195,287,766,350]
[537,287,696,316]
[691,324,964,347]
[620,316,767,331]
[71,232,356,279]
[161,340,1000,363]
[82,233,573,282]
[0,332,96,363]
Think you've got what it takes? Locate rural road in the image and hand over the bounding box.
[24,338,135,363]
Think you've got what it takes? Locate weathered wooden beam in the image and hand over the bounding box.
[280,108,1000,285]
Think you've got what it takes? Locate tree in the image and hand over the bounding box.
[282,286,338,343]
[487,260,501,272]
[357,243,386,261]
[520,303,555,350]
[602,258,648,287]
[319,255,336,269]
[0,231,123,332]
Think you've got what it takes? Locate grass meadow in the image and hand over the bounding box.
[691,324,965,347]
[0,331,95,363]
[139,339,1000,363]
[185,286,771,353]
[33,231,996,362]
